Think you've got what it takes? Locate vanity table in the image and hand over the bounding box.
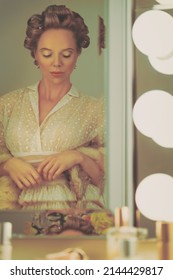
[0,211,159,260]
[11,236,158,260]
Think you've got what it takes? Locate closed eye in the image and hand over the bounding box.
[62,54,71,58]
[62,50,73,58]
[40,49,53,58]
[43,54,52,58]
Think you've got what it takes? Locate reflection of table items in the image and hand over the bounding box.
[156,221,173,260]
[114,206,129,227]
[25,209,114,236]
[106,226,148,260]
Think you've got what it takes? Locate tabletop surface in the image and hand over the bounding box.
[10,236,158,260]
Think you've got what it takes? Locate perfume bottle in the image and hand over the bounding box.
[0,222,12,260]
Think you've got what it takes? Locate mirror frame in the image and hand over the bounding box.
[107,0,134,225]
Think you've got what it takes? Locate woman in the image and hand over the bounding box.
[0,5,105,211]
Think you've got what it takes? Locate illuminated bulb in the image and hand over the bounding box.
[156,0,173,4]
[148,52,173,74]
[135,173,173,221]
[132,10,173,57]
[133,90,160,138]
[133,90,173,148]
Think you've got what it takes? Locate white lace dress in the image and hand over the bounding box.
[0,82,105,210]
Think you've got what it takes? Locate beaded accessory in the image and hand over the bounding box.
[30,209,114,235]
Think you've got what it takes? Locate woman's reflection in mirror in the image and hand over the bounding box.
[0,5,106,214]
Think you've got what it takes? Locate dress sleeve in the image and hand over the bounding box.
[90,96,105,147]
[75,97,106,194]
[0,97,12,164]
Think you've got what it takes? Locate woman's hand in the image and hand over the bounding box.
[37,150,83,181]
[37,150,102,185]
[3,157,42,189]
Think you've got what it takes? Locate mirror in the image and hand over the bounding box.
[2,0,172,239]
[132,0,173,236]
[0,0,123,236]
[0,0,134,236]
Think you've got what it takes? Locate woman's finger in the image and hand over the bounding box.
[42,161,55,180]
[37,158,51,173]
[47,165,61,181]
[30,170,42,185]
[52,166,64,180]
[15,179,25,190]
[26,174,40,187]
[20,177,34,188]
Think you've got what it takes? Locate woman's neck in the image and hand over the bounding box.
[38,79,72,102]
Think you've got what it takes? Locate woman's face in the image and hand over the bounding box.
[35,29,79,85]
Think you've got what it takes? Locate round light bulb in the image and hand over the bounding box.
[135,173,173,222]
[133,90,173,148]
[132,10,173,57]
[156,0,173,4]
[148,53,173,75]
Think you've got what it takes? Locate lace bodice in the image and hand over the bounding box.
[0,82,105,210]
[0,82,105,162]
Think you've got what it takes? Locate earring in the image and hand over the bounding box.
[34,60,40,68]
